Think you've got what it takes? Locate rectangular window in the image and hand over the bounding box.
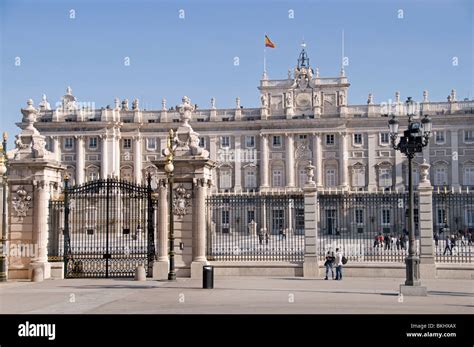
[466,209,474,227]
[380,133,390,144]
[247,210,255,224]
[245,171,256,188]
[199,137,205,148]
[464,167,474,186]
[355,209,364,224]
[353,133,362,145]
[220,170,232,189]
[173,119,180,123]
[325,169,336,187]
[272,135,282,147]
[298,169,307,187]
[88,137,98,149]
[326,134,335,145]
[379,168,392,187]
[464,130,474,142]
[272,209,284,234]
[123,139,132,149]
[222,210,230,225]
[353,168,365,187]
[299,134,307,140]
[146,138,156,150]
[246,136,255,148]
[382,209,391,225]
[64,137,74,149]
[221,136,230,148]
[435,131,445,144]
[272,170,283,187]
[434,167,447,186]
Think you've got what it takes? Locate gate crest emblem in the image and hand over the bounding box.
[173,184,191,217]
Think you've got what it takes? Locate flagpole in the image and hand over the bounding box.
[263,47,266,74]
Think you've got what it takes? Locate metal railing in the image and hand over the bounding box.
[317,191,419,263]
[206,193,305,261]
[433,190,473,263]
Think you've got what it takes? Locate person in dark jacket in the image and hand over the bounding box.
[324,250,335,280]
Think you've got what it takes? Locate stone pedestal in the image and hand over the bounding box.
[153,96,215,279]
[7,99,65,280]
[303,182,319,278]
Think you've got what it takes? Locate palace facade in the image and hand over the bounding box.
[19,48,474,192]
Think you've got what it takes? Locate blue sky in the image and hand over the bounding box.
[0,0,472,147]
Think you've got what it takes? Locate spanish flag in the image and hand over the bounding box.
[265,35,276,48]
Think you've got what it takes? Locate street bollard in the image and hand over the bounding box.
[202,265,214,289]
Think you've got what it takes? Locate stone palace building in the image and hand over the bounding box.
[20,48,474,192]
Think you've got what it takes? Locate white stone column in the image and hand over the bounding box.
[285,134,295,188]
[52,136,61,162]
[303,184,319,278]
[100,135,108,179]
[209,136,218,190]
[395,149,404,191]
[234,136,242,190]
[153,179,169,280]
[260,134,269,188]
[75,136,85,184]
[114,134,121,178]
[312,134,323,187]
[27,181,54,280]
[133,135,142,184]
[193,179,207,262]
[451,130,460,188]
[339,132,349,188]
[418,166,436,279]
[367,133,377,191]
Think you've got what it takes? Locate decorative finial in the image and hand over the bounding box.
[2,132,7,141]
[423,90,429,103]
[236,97,241,109]
[210,97,216,109]
[66,86,72,95]
[162,98,167,111]
[132,98,139,110]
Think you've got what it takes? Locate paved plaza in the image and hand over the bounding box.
[0,276,472,314]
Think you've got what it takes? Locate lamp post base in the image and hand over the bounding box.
[400,255,427,296]
[168,272,176,281]
[404,255,421,286]
[400,284,427,296]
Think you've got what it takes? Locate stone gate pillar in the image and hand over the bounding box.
[153,178,169,280]
[7,99,65,280]
[303,162,320,278]
[153,96,215,280]
[418,160,436,279]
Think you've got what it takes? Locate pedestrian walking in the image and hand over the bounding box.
[324,250,335,280]
[265,232,269,245]
[258,230,264,245]
[335,248,343,280]
[384,234,391,250]
[443,235,452,255]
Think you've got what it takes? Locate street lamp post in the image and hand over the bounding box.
[388,97,432,287]
[164,129,176,281]
[0,132,8,282]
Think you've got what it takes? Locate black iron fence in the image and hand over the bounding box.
[206,193,305,261]
[432,190,473,263]
[318,191,419,263]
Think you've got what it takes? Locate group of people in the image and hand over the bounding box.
[323,248,344,280]
[373,232,408,251]
[257,229,287,245]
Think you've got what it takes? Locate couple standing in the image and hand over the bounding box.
[324,248,343,280]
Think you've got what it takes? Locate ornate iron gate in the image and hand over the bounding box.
[50,176,156,278]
